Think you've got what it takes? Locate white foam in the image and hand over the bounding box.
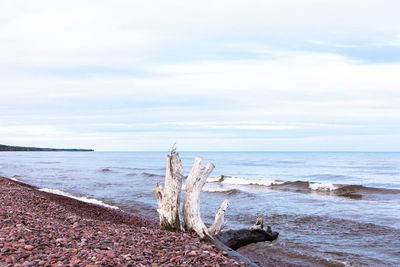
[202,186,235,193]
[10,176,20,182]
[38,188,119,209]
[207,176,224,183]
[309,182,338,191]
[222,177,283,187]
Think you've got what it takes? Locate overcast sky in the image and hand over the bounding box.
[1,0,399,151]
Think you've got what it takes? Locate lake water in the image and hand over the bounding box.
[1,151,399,266]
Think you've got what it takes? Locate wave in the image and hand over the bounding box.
[275,160,304,164]
[111,166,165,171]
[207,176,224,183]
[221,176,285,186]
[126,172,163,177]
[5,175,24,182]
[141,172,163,178]
[202,187,241,195]
[38,188,119,209]
[10,175,21,182]
[152,175,400,199]
[309,182,338,191]
[180,183,243,195]
[207,176,400,200]
[277,181,400,199]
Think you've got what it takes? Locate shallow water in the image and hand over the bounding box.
[1,151,399,266]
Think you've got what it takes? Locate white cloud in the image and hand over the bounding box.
[1,1,400,150]
[374,35,400,47]
[147,121,298,130]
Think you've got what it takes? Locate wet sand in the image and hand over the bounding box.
[0,176,244,266]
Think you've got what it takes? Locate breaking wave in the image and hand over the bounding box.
[202,187,241,195]
[221,176,284,186]
[207,176,224,183]
[38,188,119,209]
[206,176,400,199]
[10,175,21,182]
[4,175,24,182]
[180,183,242,195]
[309,182,338,191]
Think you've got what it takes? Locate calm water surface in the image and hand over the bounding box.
[1,152,399,266]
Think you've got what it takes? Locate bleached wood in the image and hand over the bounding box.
[250,216,264,230]
[152,153,183,231]
[153,154,278,266]
[208,199,230,236]
[153,182,163,210]
[183,156,215,239]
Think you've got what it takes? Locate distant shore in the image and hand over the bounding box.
[0,176,244,266]
[0,144,94,152]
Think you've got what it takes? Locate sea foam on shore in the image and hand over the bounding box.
[38,188,119,210]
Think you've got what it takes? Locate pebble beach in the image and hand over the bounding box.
[0,176,244,266]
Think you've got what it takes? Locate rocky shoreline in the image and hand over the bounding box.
[0,176,244,266]
[0,144,93,152]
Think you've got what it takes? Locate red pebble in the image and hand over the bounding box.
[24,245,34,251]
[188,251,197,256]
[107,252,116,259]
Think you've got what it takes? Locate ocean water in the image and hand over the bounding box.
[1,151,399,266]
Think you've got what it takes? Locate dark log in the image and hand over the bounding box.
[216,228,279,250]
[215,218,279,250]
[212,238,260,267]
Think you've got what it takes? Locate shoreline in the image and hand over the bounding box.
[0,176,243,266]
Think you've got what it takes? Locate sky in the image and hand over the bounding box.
[1,0,400,151]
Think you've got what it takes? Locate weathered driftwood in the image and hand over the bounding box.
[153,153,184,231]
[182,156,231,239]
[153,153,278,266]
[208,199,230,236]
[216,217,279,250]
[212,238,259,267]
[183,156,215,239]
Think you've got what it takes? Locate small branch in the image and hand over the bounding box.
[250,216,263,230]
[152,182,163,210]
[170,142,177,155]
[208,199,230,236]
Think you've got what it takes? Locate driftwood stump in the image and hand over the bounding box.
[153,154,184,231]
[153,153,279,265]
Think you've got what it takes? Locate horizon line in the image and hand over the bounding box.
[93,150,400,153]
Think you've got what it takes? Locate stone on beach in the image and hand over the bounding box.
[0,176,243,266]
